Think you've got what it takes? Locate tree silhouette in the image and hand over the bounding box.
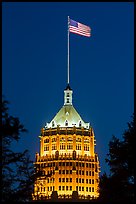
[2,98,34,202]
[98,114,134,203]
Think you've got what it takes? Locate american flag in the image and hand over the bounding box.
[69,18,91,37]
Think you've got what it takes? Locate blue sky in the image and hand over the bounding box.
[2,2,134,175]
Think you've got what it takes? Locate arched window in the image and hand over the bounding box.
[65,120,68,126]
[79,121,82,127]
[52,121,55,127]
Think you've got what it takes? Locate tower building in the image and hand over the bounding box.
[32,84,100,201]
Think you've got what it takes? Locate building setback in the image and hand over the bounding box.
[32,84,100,201]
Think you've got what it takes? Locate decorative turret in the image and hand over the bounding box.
[64,84,73,105]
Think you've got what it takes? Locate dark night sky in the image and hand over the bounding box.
[2,2,134,175]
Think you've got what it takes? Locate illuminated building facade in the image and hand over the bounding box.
[32,84,100,200]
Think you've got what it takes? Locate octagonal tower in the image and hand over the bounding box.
[32,84,100,201]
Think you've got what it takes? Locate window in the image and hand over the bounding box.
[89,171,91,176]
[67,98,69,103]
[76,186,78,191]
[92,179,94,184]
[52,144,56,150]
[44,138,49,143]
[86,163,88,167]
[66,178,68,182]
[52,137,56,142]
[59,186,61,190]
[52,121,55,127]
[76,144,81,150]
[79,121,82,127]
[70,178,72,182]
[92,171,94,176]
[92,187,94,192]
[89,187,91,192]
[65,120,68,126]
[70,186,72,190]
[82,179,84,183]
[86,171,88,176]
[66,170,69,174]
[50,186,52,191]
[89,179,91,184]
[60,144,65,150]
[59,170,61,174]
[70,170,72,174]
[79,186,81,191]
[82,171,84,175]
[62,170,65,174]
[82,187,84,191]
[67,93,70,97]
[79,178,81,183]
[86,179,88,184]
[86,187,88,192]
[76,178,78,183]
[44,145,49,151]
[92,164,94,168]
[67,144,73,149]
[84,144,89,151]
[62,178,65,182]
[62,186,65,190]
[66,186,68,190]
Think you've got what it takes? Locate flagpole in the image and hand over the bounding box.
[67,16,70,85]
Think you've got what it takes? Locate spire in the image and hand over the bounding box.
[64,84,73,105]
